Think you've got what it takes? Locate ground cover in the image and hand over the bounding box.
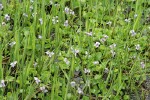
[0,0,150,99]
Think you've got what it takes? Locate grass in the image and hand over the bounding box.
[0,0,150,100]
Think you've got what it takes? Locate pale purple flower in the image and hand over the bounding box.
[70,81,76,87]
[38,35,42,39]
[109,43,116,57]
[130,30,136,36]
[50,0,53,4]
[125,18,130,22]
[64,20,68,27]
[71,47,79,56]
[40,86,48,93]
[94,42,100,48]
[134,14,138,18]
[9,41,16,47]
[30,6,33,11]
[0,80,5,88]
[135,44,140,50]
[23,13,28,17]
[77,87,83,94]
[74,49,79,56]
[110,50,116,57]
[32,12,37,17]
[132,55,136,59]
[103,34,109,39]
[65,7,70,14]
[5,14,10,21]
[93,61,99,65]
[54,4,60,7]
[104,68,109,73]
[84,68,90,74]
[2,22,6,26]
[52,16,59,24]
[69,10,75,15]
[100,38,106,43]
[10,61,17,67]
[109,43,116,49]
[64,7,74,15]
[45,51,50,55]
[100,34,109,43]
[34,77,40,84]
[0,4,3,10]
[140,62,145,68]
[85,51,88,55]
[45,51,54,57]
[39,18,43,25]
[86,32,93,36]
[106,21,112,25]
[64,58,70,65]
[33,62,38,67]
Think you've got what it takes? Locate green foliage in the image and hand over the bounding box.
[0,0,150,99]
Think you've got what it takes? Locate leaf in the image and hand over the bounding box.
[123,95,130,100]
[83,96,89,100]
[114,69,119,73]
[95,52,102,60]
[5,76,15,82]
[94,75,101,80]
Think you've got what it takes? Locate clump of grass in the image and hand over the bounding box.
[0,0,150,99]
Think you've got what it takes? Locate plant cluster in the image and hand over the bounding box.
[0,0,150,99]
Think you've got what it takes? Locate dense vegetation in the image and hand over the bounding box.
[0,0,150,99]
